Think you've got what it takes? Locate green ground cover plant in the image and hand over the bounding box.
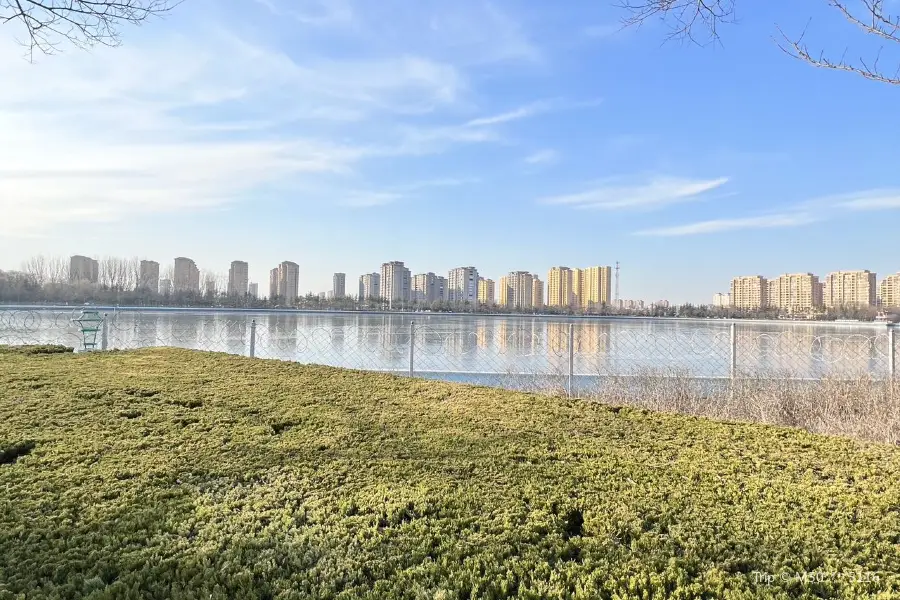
[1,347,899,599]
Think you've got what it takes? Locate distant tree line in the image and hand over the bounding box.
[0,256,889,321]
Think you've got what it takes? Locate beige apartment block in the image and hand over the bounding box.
[532,277,544,309]
[477,278,495,306]
[381,261,411,304]
[507,271,534,310]
[139,260,160,292]
[448,267,479,305]
[412,273,438,303]
[332,273,346,299]
[547,267,573,307]
[498,276,510,308]
[174,257,200,293]
[359,273,381,301]
[730,275,768,310]
[228,261,249,296]
[572,268,584,308]
[823,270,876,308]
[880,273,900,308]
[270,261,299,302]
[580,266,612,308]
[768,273,822,313]
[70,255,99,284]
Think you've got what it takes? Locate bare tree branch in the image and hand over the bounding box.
[620,0,900,86]
[778,1,900,85]
[0,0,179,58]
[618,0,737,45]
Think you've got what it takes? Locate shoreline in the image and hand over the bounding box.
[1,303,893,328]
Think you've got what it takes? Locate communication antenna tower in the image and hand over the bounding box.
[615,261,620,304]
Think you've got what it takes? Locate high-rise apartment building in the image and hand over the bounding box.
[768,273,822,313]
[477,278,495,306]
[69,255,99,284]
[547,267,574,308]
[879,273,900,308]
[270,269,279,300]
[580,266,612,309]
[766,279,777,308]
[381,261,411,305]
[507,271,534,310]
[332,273,346,299]
[435,276,448,303]
[248,283,259,299]
[448,267,479,305]
[499,276,511,308]
[547,265,611,309]
[139,260,159,292]
[228,261,249,296]
[823,270,876,309]
[269,261,299,302]
[413,273,441,303]
[712,292,730,307]
[359,273,381,301]
[412,273,428,303]
[572,269,584,308]
[532,277,544,309]
[730,275,768,310]
[173,257,200,293]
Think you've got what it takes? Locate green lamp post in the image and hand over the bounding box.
[72,310,105,351]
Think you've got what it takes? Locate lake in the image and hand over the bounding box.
[1,308,894,385]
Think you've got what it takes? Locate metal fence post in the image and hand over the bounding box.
[729,323,737,380]
[889,326,896,380]
[567,322,575,398]
[101,314,108,351]
[409,320,415,377]
[249,319,256,358]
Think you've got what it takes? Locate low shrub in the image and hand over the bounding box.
[1,348,898,599]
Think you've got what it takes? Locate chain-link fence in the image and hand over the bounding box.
[1,308,896,395]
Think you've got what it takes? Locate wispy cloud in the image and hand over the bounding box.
[635,212,819,237]
[632,186,900,237]
[340,191,405,208]
[524,149,560,165]
[832,189,900,211]
[466,102,548,127]
[539,176,729,210]
[422,1,542,65]
[465,98,601,128]
[0,14,510,236]
[339,177,477,208]
[394,177,480,192]
[252,0,355,26]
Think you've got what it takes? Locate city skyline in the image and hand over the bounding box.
[3,3,900,305]
[727,269,899,311]
[7,253,900,310]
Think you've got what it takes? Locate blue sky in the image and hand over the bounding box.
[2,0,899,303]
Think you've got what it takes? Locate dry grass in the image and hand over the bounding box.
[581,369,900,445]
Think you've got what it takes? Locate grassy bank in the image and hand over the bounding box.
[1,348,899,599]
